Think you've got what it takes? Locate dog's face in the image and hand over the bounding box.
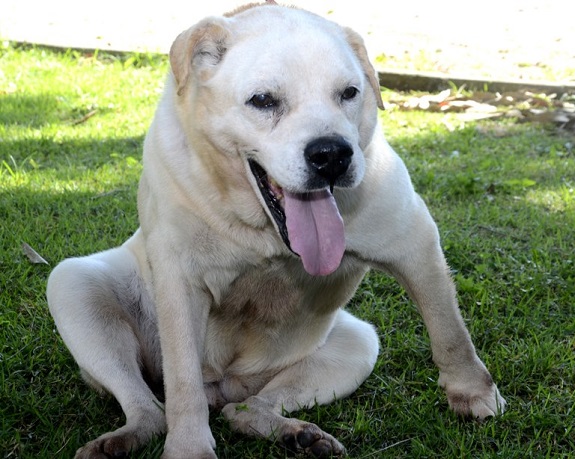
[170,5,384,275]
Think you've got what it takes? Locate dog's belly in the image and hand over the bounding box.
[201,256,367,402]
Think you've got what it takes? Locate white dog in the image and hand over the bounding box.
[47,2,506,458]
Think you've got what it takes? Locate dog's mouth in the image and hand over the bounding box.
[249,160,291,249]
[248,159,345,276]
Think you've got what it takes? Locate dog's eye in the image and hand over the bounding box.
[248,93,278,109]
[341,86,359,101]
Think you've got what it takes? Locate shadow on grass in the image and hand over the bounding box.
[0,93,65,128]
[0,91,121,129]
[1,137,144,458]
[1,135,144,257]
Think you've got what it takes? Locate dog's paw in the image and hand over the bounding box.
[161,451,217,459]
[161,429,217,459]
[282,422,346,458]
[440,370,506,419]
[74,432,138,459]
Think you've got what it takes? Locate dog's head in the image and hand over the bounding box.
[169,3,383,276]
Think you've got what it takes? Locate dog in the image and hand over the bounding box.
[47,2,506,458]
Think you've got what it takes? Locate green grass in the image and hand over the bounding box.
[1,42,574,458]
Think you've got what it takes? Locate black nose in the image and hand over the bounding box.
[304,136,353,187]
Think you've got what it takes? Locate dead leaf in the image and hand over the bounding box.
[458,111,502,122]
[386,86,575,131]
[22,243,49,265]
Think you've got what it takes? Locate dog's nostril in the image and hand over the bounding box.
[310,152,330,168]
[304,137,353,185]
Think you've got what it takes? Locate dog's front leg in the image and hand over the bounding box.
[379,214,506,419]
[150,246,216,459]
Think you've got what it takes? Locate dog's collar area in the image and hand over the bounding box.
[248,159,293,252]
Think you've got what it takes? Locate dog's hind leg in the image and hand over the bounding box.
[47,243,165,458]
[221,310,379,457]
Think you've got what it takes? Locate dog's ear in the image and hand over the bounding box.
[343,28,384,110]
[170,19,231,96]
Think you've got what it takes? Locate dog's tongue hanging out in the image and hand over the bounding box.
[283,190,345,276]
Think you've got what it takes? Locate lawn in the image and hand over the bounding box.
[1,42,574,458]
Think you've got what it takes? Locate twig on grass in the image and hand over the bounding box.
[360,437,417,457]
[71,109,98,125]
[477,224,529,242]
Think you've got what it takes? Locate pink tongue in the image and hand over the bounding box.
[284,189,345,276]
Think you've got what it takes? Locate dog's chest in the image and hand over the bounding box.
[203,256,366,376]
[212,257,364,324]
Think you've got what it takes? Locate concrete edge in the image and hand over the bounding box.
[378,69,575,97]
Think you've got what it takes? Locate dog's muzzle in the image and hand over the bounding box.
[248,136,352,276]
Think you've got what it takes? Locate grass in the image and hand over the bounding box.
[1,42,574,458]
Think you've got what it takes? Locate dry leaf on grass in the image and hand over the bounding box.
[22,243,49,265]
[387,88,575,130]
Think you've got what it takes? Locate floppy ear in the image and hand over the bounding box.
[169,18,231,96]
[344,28,384,110]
